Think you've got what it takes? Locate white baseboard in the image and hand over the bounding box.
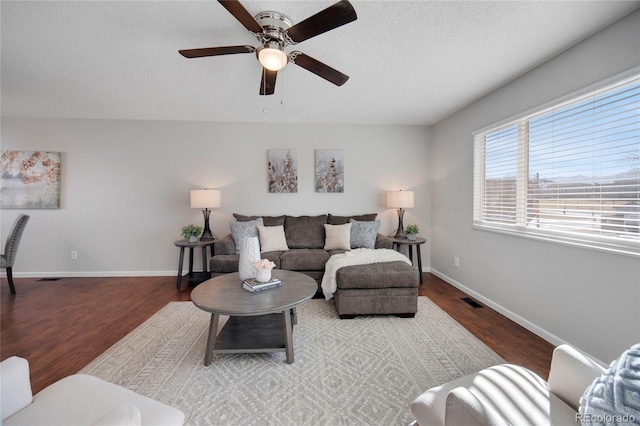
[3,271,178,278]
[429,268,567,346]
[430,268,608,366]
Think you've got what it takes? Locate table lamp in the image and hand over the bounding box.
[190,189,221,241]
[387,190,414,238]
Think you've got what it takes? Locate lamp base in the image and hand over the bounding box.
[394,208,407,239]
[199,208,217,241]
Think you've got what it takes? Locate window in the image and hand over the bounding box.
[473,73,640,256]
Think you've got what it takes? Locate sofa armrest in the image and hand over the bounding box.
[547,344,605,410]
[375,233,393,249]
[1,356,33,420]
[213,234,235,256]
[445,387,509,426]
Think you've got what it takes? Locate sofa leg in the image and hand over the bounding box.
[338,314,356,320]
[396,313,415,318]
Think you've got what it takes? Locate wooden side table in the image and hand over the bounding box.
[390,237,426,283]
[174,239,215,289]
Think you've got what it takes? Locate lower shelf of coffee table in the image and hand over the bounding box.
[213,313,286,354]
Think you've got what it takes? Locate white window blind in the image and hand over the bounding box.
[474,73,640,256]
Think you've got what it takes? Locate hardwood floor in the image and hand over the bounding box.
[1,273,554,394]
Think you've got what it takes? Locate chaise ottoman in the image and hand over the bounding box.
[334,260,419,319]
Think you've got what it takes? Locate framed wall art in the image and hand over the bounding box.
[315,150,344,193]
[268,149,297,193]
[0,150,61,209]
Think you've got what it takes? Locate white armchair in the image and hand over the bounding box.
[410,344,606,426]
[0,356,185,426]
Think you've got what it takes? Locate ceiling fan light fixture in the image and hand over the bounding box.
[257,43,288,71]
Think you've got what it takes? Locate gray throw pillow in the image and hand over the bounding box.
[233,213,286,227]
[229,218,264,254]
[327,213,377,225]
[349,219,380,249]
[284,215,328,249]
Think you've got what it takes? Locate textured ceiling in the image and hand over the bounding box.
[1,1,639,126]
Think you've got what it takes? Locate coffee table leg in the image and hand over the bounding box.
[204,313,220,366]
[292,307,298,325]
[283,309,294,364]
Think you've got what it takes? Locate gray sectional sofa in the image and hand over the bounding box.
[210,213,420,317]
[211,213,393,289]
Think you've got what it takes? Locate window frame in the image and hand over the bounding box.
[473,69,640,257]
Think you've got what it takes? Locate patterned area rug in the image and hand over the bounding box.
[80,297,504,426]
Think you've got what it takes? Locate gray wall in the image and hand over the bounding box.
[429,10,640,363]
[0,120,430,276]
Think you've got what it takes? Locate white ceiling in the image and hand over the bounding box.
[2,1,639,126]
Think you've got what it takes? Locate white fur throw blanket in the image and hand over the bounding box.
[321,248,412,300]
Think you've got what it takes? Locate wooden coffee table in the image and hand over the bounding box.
[191,270,317,365]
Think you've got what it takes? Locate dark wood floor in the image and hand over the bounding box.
[1,273,554,394]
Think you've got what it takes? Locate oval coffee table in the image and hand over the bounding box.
[191,270,317,365]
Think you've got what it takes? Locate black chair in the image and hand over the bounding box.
[1,214,30,295]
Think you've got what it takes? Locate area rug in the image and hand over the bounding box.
[80,297,505,426]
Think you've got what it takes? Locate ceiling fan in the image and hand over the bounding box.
[179,0,357,95]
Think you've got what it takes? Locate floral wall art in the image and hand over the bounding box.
[268,149,297,193]
[0,150,61,209]
[315,150,344,193]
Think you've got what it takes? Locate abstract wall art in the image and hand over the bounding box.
[268,149,297,193]
[0,150,61,209]
[315,150,344,193]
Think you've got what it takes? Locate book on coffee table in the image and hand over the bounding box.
[243,277,282,293]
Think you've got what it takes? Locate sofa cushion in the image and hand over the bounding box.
[229,218,264,254]
[349,219,381,249]
[324,223,351,251]
[91,404,141,426]
[233,214,286,227]
[4,374,184,426]
[336,261,418,289]
[284,215,328,249]
[327,213,377,225]
[212,253,281,273]
[257,225,289,253]
[280,249,330,271]
[411,365,577,426]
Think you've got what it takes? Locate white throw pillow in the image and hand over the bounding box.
[257,225,289,253]
[324,223,351,250]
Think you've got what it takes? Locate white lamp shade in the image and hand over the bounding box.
[190,189,221,209]
[387,191,414,209]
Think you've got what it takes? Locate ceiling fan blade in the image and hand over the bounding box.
[218,0,263,33]
[290,52,349,86]
[260,68,277,95]
[179,45,255,58]
[285,0,357,44]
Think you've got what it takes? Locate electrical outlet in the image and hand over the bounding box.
[454,256,460,267]
[70,251,78,260]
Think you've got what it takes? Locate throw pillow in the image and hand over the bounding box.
[229,218,264,254]
[233,213,286,227]
[257,225,289,253]
[324,223,352,250]
[327,213,377,225]
[284,215,328,249]
[349,219,380,249]
[579,343,640,425]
